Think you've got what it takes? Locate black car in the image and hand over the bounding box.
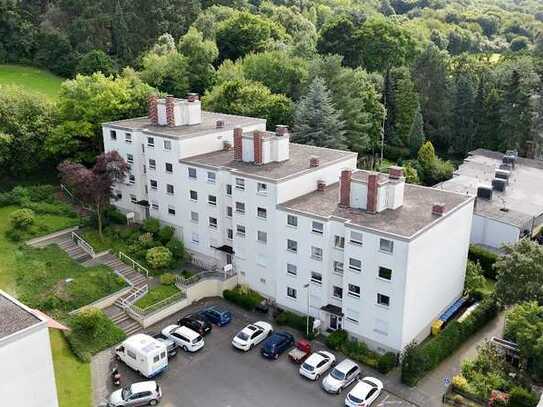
[177,314,212,336]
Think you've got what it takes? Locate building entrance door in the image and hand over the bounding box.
[329,315,342,331]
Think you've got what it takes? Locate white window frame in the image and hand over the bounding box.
[147,136,155,147]
[311,271,322,285]
[165,162,173,173]
[148,158,156,170]
[286,263,297,276]
[130,194,137,204]
[188,167,197,179]
[287,287,297,300]
[127,154,134,164]
[208,195,217,206]
[163,139,172,150]
[129,174,135,185]
[110,130,117,140]
[348,284,361,298]
[257,230,267,244]
[166,184,174,195]
[150,180,158,190]
[332,286,343,300]
[378,267,392,281]
[236,225,246,238]
[226,206,233,218]
[287,214,298,227]
[287,239,298,253]
[311,246,323,261]
[226,228,233,240]
[189,190,198,201]
[226,184,232,196]
[333,261,344,275]
[377,293,390,307]
[349,258,362,273]
[334,235,345,249]
[151,201,159,210]
[209,217,218,229]
[235,177,245,191]
[312,221,324,235]
[191,233,200,244]
[207,171,216,184]
[235,201,245,214]
[190,211,199,223]
[125,133,132,143]
[380,238,394,254]
[350,231,363,246]
[257,207,267,219]
[167,205,176,216]
[257,182,267,194]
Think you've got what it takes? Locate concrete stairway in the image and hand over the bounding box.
[30,230,91,262]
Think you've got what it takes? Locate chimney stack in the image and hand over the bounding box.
[276,125,289,136]
[366,173,378,214]
[233,128,243,161]
[432,203,446,217]
[165,95,175,127]
[148,95,158,126]
[339,169,352,207]
[317,180,326,192]
[309,156,320,168]
[254,131,263,165]
[388,166,404,180]
[187,93,199,102]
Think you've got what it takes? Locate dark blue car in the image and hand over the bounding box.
[198,306,232,327]
[260,331,295,359]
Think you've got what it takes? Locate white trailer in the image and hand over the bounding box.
[115,334,168,378]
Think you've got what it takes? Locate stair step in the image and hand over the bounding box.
[111,313,130,324]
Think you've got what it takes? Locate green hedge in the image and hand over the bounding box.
[509,386,539,407]
[223,286,264,311]
[275,310,315,339]
[401,297,500,386]
[468,245,498,279]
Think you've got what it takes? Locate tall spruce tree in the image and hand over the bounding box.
[452,73,477,155]
[292,77,347,149]
[407,104,425,155]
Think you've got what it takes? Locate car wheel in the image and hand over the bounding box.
[182,345,188,352]
[274,353,279,360]
[250,343,254,350]
[337,387,342,395]
[149,399,158,406]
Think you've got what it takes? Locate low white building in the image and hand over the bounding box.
[103,96,475,352]
[0,290,59,407]
[437,149,543,250]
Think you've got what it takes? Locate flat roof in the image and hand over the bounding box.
[279,177,473,239]
[179,142,356,182]
[436,149,543,228]
[0,291,42,340]
[104,111,266,140]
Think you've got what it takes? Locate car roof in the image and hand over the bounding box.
[130,381,157,393]
[206,306,228,313]
[305,352,327,366]
[335,358,358,372]
[254,321,271,330]
[176,325,200,339]
[350,380,376,399]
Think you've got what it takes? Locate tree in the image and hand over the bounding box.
[76,49,116,76]
[464,261,486,297]
[146,246,173,269]
[57,151,129,238]
[407,104,425,156]
[452,73,477,156]
[316,16,360,67]
[178,27,219,94]
[151,33,177,56]
[292,77,347,149]
[139,47,189,97]
[33,31,78,77]
[495,239,543,306]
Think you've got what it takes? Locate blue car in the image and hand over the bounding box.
[260,331,295,360]
[198,306,232,327]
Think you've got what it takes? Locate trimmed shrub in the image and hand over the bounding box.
[223,285,263,311]
[158,226,175,244]
[275,310,315,339]
[468,245,498,279]
[143,217,160,234]
[24,200,76,217]
[104,207,127,225]
[377,352,397,374]
[145,246,173,269]
[160,273,177,286]
[325,329,348,350]
[9,208,34,229]
[509,386,538,407]
[166,238,186,260]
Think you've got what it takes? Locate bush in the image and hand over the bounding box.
[509,386,538,407]
[275,310,315,339]
[325,329,348,350]
[166,238,186,260]
[377,352,397,374]
[158,226,175,244]
[104,207,126,225]
[468,245,498,279]
[223,285,263,311]
[160,273,177,286]
[24,200,76,217]
[9,208,34,229]
[143,217,160,234]
[145,246,173,269]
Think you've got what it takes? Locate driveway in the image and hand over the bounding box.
[93,298,418,407]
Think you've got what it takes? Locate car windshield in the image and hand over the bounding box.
[302,362,314,371]
[121,387,132,400]
[348,393,364,403]
[330,368,345,380]
[237,331,250,341]
[192,335,202,344]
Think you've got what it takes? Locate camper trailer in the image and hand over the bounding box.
[115,334,168,378]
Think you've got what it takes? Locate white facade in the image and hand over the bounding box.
[470,214,521,249]
[103,98,474,353]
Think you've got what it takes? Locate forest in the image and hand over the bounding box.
[1,0,542,186]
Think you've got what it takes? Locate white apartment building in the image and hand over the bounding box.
[103,96,475,352]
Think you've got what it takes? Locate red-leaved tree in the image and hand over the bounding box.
[58,151,128,238]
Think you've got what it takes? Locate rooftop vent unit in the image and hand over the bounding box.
[495,169,511,183]
[502,154,517,168]
[505,150,518,158]
[477,186,493,200]
[499,163,513,171]
[492,178,506,192]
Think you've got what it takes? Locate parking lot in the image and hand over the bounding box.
[104,299,417,407]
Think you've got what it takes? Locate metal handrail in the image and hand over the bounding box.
[118,251,149,278]
[71,231,96,258]
[129,290,186,315]
[120,284,149,308]
[175,268,237,288]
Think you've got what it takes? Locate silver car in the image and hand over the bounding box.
[107,381,162,406]
[321,359,361,394]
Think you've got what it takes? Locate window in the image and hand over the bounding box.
[190,211,199,223]
[287,287,297,299]
[163,140,171,150]
[130,194,137,203]
[114,190,122,200]
[235,201,245,214]
[287,239,298,253]
[168,205,176,215]
[311,246,323,260]
[311,271,322,285]
[312,221,324,234]
[346,309,360,324]
[236,225,246,237]
[165,163,173,173]
[334,235,345,249]
[333,261,344,274]
[222,185,231,197]
[333,286,343,299]
[348,284,361,298]
[191,233,200,244]
[125,133,132,143]
[147,136,155,147]
[226,206,233,217]
[349,258,362,272]
[129,174,135,185]
[150,180,158,190]
[287,263,297,276]
[257,207,267,219]
[207,172,216,183]
[208,195,217,206]
[380,238,394,253]
[257,230,267,243]
[127,350,136,359]
[189,190,198,201]
[209,217,218,229]
[235,177,245,190]
[350,231,363,246]
[110,130,117,140]
[166,184,174,195]
[188,167,197,179]
[227,228,233,240]
[377,293,390,307]
[378,267,392,281]
[127,154,134,164]
[148,158,156,170]
[151,201,159,210]
[257,182,267,194]
[287,214,298,227]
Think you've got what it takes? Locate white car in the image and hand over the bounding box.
[162,325,204,352]
[107,381,162,406]
[321,359,361,394]
[345,377,383,407]
[232,321,273,351]
[299,350,336,380]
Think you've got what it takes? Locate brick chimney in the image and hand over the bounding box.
[276,125,289,136]
[187,93,199,102]
[432,203,446,217]
[317,180,326,192]
[233,127,243,161]
[148,95,158,125]
[165,95,175,127]
[339,169,352,207]
[367,173,378,214]
[254,131,263,165]
[388,166,404,180]
[309,156,320,168]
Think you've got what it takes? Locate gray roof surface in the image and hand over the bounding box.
[104,111,266,140]
[0,293,41,340]
[436,149,543,227]
[180,143,356,182]
[279,178,473,239]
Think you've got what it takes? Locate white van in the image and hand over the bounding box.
[115,334,168,378]
[162,325,205,352]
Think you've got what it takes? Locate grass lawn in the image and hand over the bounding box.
[50,329,92,407]
[0,64,63,99]
[81,227,130,254]
[134,284,181,310]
